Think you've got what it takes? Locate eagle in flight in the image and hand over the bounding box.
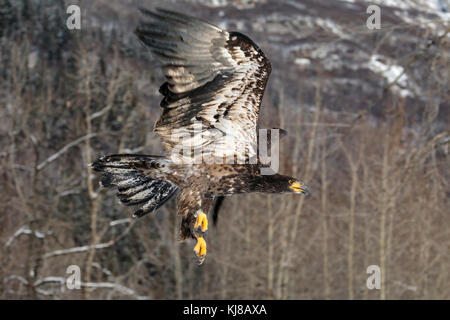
[92,8,310,264]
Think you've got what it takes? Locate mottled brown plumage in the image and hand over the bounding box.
[92,8,310,264]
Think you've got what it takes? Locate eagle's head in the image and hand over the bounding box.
[287,178,311,196]
[260,174,310,195]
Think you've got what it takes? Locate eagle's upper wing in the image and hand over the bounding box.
[135,8,271,163]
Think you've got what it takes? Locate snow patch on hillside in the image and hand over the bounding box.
[367,54,412,97]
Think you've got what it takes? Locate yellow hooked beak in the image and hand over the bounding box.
[289,181,311,195]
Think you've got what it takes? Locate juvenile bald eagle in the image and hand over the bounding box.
[92,8,310,264]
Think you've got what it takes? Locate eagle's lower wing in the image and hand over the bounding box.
[135,8,271,163]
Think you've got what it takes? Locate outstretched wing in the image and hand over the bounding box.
[135,8,271,163]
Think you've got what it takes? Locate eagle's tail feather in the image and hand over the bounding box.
[91,154,178,218]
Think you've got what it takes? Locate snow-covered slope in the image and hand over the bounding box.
[93,0,449,123]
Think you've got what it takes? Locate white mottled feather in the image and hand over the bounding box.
[135,9,271,164]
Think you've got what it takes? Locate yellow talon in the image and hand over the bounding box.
[194,211,208,233]
[193,236,207,263]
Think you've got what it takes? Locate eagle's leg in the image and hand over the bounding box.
[194,210,208,233]
[193,210,208,264]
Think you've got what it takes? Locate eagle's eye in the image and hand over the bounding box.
[289,179,295,185]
